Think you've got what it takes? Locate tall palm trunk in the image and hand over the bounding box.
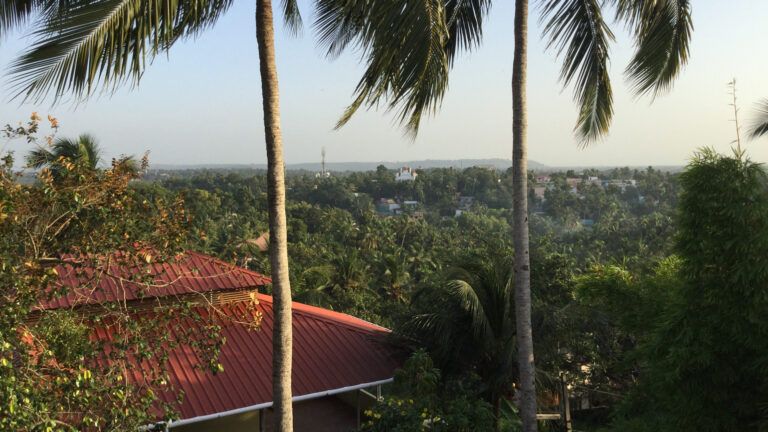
[512,0,537,431]
[255,1,293,430]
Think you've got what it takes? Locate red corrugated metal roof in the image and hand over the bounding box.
[39,252,401,422]
[150,295,399,421]
[41,251,271,309]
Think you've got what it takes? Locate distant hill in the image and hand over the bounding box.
[149,160,684,173]
[151,158,549,172]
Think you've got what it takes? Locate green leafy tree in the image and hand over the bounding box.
[0,117,228,431]
[0,2,307,427]
[572,258,681,399]
[617,149,768,431]
[361,350,495,432]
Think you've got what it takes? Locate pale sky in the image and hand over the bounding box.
[1,1,767,167]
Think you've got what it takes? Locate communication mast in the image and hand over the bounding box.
[321,147,327,176]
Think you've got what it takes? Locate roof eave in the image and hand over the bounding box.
[144,377,394,430]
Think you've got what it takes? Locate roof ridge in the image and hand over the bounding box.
[185,251,272,284]
[254,293,389,335]
[41,252,271,310]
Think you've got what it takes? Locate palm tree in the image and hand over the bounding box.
[294,264,334,307]
[27,133,102,170]
[749,99,768,139]
[295,253,374,313]
[399,256,517,430]
[378,252,412,303]
[26,133,138,180]
[316,2,692,429]
[1,1,301,429]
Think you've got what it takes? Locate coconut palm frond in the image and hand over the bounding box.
[448,279,493,343]
[399,311,466,368]
[617,0,692,97]
[53,135,100,168]
[113,154,140,174]
[313,0,364,59]
[541,0,615,144]
[396,255,517,393]
[294,265,335,307]
[749,99,768,139]
[315,0,454,134]
[75,133,101,168]
[25,146,56,168]
[8,0,232,102]
[26,133,103,169]
[0,0,68,38]
[281,0,302,36]
[444,0,491,64]
[0,0,34,37]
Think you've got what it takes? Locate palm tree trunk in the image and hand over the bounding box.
[512,0,537,431]
[255,1,293,431]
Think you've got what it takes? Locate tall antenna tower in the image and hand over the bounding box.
[321,147,327,175]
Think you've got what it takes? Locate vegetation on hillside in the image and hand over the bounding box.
[4,116,767,431]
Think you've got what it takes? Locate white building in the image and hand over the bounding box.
[395,167,418,182]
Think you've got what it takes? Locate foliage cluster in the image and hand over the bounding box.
[144,161,681,429]
[607,149,768,431]
[0,117,228,431]
[360,350,495,432]
[3,119,714,431]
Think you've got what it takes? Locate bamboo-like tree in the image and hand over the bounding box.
[749,99,768,139]
[1,1,301,429]
[315,1,692,430]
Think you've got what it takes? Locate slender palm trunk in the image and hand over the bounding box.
[255,1,293,430]
[512,0,537,431]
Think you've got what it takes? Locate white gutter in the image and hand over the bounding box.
[156,377,393,429]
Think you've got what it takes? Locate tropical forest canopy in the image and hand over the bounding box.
[3,118,768,431]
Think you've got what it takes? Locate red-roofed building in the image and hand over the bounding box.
[40,252,402,432]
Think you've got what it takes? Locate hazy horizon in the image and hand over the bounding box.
[1,1,767,167]
[145,158,681,171]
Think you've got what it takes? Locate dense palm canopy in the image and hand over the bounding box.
[314,3,692,430]
[399,256,517,408]
[749,99,768,139]
[315,0,692,142]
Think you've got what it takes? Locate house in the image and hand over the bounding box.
[565,178,582,194]
[375,198,401,215]
[402,200,419,211]
[394,167,417,182]
[244,232,270,252]
[533,186,547,201]
[39,252,402,432]
[458,196,475,210]
[601,179,637,192]
[565,178,582,188]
